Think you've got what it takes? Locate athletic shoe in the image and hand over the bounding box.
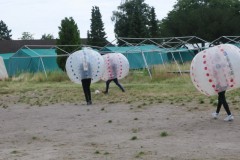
[212,112,218,119]
[224,115,234,121]
[87,101,92,105]
[102,91,108,94]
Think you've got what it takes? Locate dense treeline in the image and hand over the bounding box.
[1,0,239,43]
[159,0,240,41]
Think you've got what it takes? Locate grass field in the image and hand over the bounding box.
[1,67,240,111]
[1,66,240,160]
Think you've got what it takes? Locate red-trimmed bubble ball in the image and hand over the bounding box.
[190,44,240,96]
[101,53,129,81]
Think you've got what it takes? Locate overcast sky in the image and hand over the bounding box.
[0,0,176,41]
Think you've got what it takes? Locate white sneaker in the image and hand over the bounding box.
[212,112,218,119]
[224,115,234,121]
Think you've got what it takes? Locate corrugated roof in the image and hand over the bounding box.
[0,38,90,54]
[0,40,57,54]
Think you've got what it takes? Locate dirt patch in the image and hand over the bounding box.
[0,102,239,160]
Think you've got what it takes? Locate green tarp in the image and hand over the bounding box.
[0,44,211,76]
[1,49,61,76]
[101,45,195,69]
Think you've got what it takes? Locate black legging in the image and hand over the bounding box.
[105,78,124,93]
[216,91,231,115]
[81,78,92,103]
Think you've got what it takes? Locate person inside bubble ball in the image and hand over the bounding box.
[80,57,92,105]
[103,63,125,94]
[211,57,234,121]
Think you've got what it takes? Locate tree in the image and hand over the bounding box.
[0,20,12,40]
[41,33,54,40]
[112,0,160,44]
[19,32,34,40]
[149,7,160,38]
[159,0,240,41]
[56,17,81,71]
[87,6,108,47]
